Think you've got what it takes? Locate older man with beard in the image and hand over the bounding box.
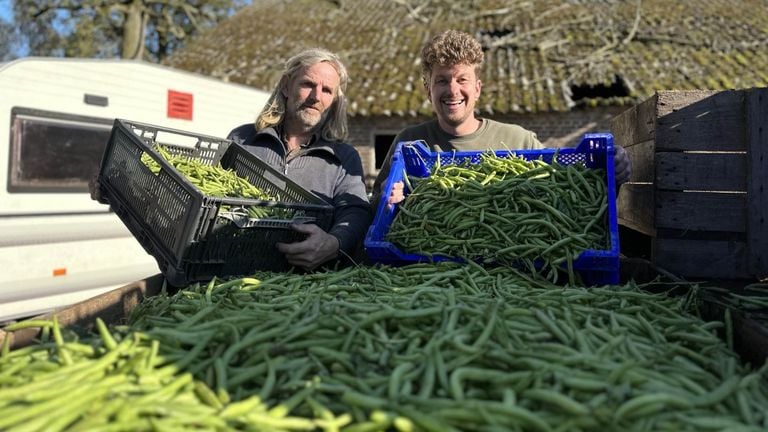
[227,48,371,271]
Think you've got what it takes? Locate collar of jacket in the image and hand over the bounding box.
[255,126,340,160]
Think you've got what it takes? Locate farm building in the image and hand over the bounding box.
[164,0,768,187]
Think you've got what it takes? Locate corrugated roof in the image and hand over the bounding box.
[165,0,768,116]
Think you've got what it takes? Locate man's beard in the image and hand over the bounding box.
[291,104,328,132]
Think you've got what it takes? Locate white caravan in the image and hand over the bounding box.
[0,57,269,322]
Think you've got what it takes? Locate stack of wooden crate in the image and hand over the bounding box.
[611,88,767,280]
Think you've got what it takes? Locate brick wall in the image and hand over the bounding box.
[349,106,626,189]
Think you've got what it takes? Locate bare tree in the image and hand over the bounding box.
[0,19,20,61]
[12,0,247,61]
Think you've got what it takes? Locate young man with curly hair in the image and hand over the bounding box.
[372,29,631,206]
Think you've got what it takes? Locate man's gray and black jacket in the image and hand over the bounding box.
[227,124,372,265]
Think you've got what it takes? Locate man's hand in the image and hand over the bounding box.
[89,174,108,204]
[388,181,405,209]
[276,224,340,271]
[614,145,632,186]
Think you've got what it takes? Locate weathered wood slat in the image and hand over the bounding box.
[0,274,166,350]
[656,190,746,233]
[611,94,657,147]
[617,183,654,236]
[654,238,749,279]
[656,90,746,152]
[746,88,768,278]
[656,152,747,191]
[624,139,655,183]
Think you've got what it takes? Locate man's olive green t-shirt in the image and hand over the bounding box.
[372,118,544,199]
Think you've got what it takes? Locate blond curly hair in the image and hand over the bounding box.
[421,30,484,86]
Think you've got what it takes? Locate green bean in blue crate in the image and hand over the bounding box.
[386,151,608,283]
[125,263,768,431]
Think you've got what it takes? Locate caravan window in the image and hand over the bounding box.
[9,109,113,193]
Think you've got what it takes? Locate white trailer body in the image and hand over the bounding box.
[0,57,270,322]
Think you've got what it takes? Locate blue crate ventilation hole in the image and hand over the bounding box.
[365,134,620,286]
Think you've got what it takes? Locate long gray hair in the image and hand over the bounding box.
[256,48,349,141]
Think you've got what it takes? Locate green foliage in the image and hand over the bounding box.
[11,0,248,61]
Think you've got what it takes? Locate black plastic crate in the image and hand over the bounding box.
[98,119,334,286]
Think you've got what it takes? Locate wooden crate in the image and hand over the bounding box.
[612,88,768,280]
[0,274,166,350]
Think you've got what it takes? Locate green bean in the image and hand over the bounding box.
[692,375,741,407]
[386,153,609,283]
[341,389,388,410]
[4,262,757,431]
[614,393,692,421]
[2,320,54,332]
[523,388,590,416]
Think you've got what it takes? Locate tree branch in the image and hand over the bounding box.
[621,0,642,46]
[392,0,431,24]
[487,16,593,49]
[563,0,642,67]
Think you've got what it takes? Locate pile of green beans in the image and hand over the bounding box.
[127,263,768,431]
[386,152,608,283]
[0,317,320,431]
[141,146,292,220]
[695,282,768,351]
[702,283,768,315]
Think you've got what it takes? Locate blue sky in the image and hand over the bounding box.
[0,0,11,22]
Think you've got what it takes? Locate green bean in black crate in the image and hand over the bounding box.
[125,263,768,432]
[386,151,608,283]
[141,145,292,220]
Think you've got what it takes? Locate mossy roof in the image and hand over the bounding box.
[165,0,768,117]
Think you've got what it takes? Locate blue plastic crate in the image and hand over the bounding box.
[365,133,620,286]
